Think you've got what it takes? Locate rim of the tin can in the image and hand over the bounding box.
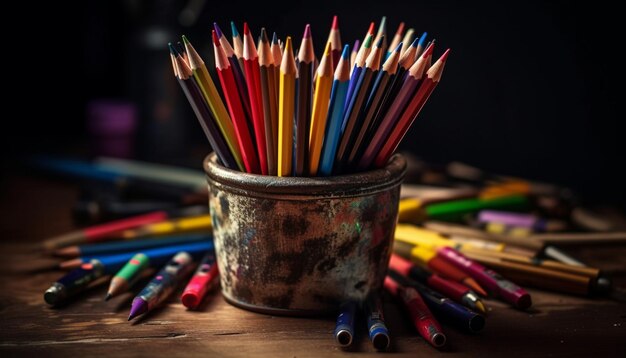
[203,152,407,197]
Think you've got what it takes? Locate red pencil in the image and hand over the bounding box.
[374,49,450,168]
[213,30,261,174]
[327,15,342,71]
[242,23,269,175]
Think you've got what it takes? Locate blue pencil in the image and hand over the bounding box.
[343,34,374,115]
[60,240,214,274]
[319,45,351,176]
[56,233,213,258]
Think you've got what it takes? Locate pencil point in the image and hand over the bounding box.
[394,42,403,52]
[285,36,292,51]
[168,42,178,55]
[364,34,373,48]
[243,22,250,35]
[260,28,269,43]
[341,44,350,58]
[475,301,486,315]
[367,22,375,35]
[352,40,360,52]
[230,21,239,37]
[375,35,384,48]
[272,32,278,44]
[303,24,311,38]
[332,15,339,30]
[213,23,223,38]
[128,298,148,321]
[410,37,420,48]
[418,32,428,47]
[212,30,220,45]
[439,48,451,62]
[465,278,488,297]
[104,293,112,302]
[181,35,190,45]
[423,42,435,58]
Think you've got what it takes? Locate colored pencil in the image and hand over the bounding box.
[105,253,151,301]
[374,16,387,53]
[350,40,359,69]
[334,36,384,172]
[213,30,261,174]
[357,42,433,170]
[294,24,315,176]
[258,28,279,175]
[171,47,238,169]
[182,35,244,171]
[214,23,254,125]
[319,45,351,176]
[44,260,107,306]
[345,34,373,113]
[231,21,246,74]
[386,22,405,60]
[277,37,297,176]
[415,32,428,57]
[374,49,450,168]
[346,42,402,168]
[400,28,415,55]
[308,42,334,175]
[327,15,342,71]
[271,32,282,99]
[242,23,269,175]
[121,214,212,239]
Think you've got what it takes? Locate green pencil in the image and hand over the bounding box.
[425,195,529,222]
[105,253,150,301]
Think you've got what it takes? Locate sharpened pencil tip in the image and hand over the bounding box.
[167,42,177,55]
[410,37,420,48]
[243,22,250,35]
[439,48,451,62]
[367,22,375,35]
[104,293,112,302]
[418,32,428,47]
[423,42,435,58]
[364,34,373,48]
[375,35,384,47]
[272,32,278,44]
[260,28,269,43]
[213,23,223,38]
[332,15,339,30]
[394,42,403,52]
[304,24,311,38]
[128,316,133,321]
[181,35,190,45]
[212,30,220,45]
[230,21,239,37]
[352,40,360,52]
[475,301,487,315]
[285,36,292,51]
[341,44,350,58]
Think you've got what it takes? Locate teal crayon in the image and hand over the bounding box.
[128,252,195,320]
[44,259,107,306]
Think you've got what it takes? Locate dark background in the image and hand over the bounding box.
[4,0,624,208]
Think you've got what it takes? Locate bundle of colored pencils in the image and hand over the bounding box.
[169,16,450,177]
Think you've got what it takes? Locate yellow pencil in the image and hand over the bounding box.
[121,215,213,239]
[182,35,244,171]
[308,42,334,175]
[278,37,297,176]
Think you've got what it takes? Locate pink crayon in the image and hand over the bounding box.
[181,252,219,309]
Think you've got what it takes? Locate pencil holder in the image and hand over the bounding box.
[204,153,406,315]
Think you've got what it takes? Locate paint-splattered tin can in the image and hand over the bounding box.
[204,153,406,315]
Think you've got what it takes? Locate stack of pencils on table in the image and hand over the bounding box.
[332,161,625,351]
[169,16,449,176]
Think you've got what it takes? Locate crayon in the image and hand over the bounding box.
[181,252,219,309]
[129,252,196,321]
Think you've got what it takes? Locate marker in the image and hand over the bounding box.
[334,301,356,348]
[181,252,219,309]
[384,276,446,348]
[44,260,106,306]
[364,293,390,351]
[128,252,195,321]
[389,254,486,314]
[105,253,150,301]
[389,270,485,333]
[437,246,532,309]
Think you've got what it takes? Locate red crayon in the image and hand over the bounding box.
[181,253,219,309]
[384,276,446,348]
[437,246,532,309]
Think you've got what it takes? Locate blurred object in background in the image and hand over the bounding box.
[87,100,138,158]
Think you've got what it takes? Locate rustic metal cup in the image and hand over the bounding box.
[204,153,407,316]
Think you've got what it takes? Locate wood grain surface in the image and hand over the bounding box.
[1,175,625,357]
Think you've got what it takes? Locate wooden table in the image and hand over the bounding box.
[1,175,625,357]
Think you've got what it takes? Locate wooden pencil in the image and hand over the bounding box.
[258,28,279,175]
[344,34,373,114]
[400,28,415,55]
[294,24,315,176]
[212,31,261,174]
[374,16,387,53]
[171,46,237,169]
[373,49,450,168]
[182,35,244,171]
[319,45,351,176]
[277,37,297,177]
[334,36,384,173]
[386,22,405,60]
[350,40,359,69]
[271,32,282,100]
[326,15,342,71]
[346,42,402,168]
[214,23,254,128]
[242,23,269,175]
[415,32,428,58]
[231,21,246,75]
[357,42,433,170]
[308,42,334,175]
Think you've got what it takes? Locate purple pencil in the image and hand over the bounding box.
[350,40,360,69]
[343,34,373,114]
[356,43,434,170]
